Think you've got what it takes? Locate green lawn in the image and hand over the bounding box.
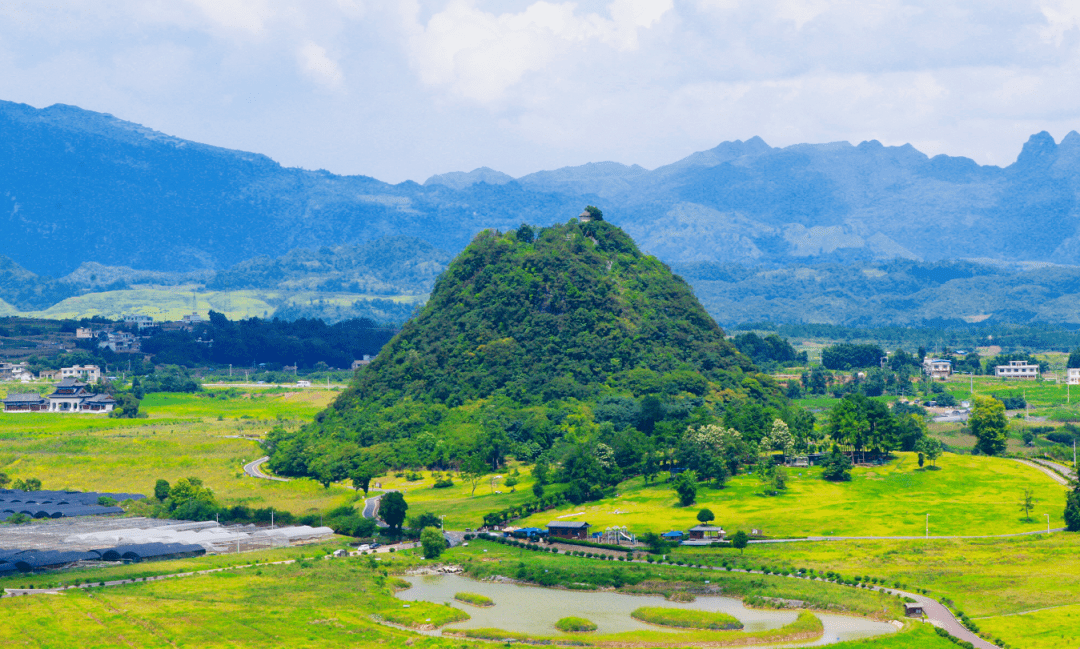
[372,466,543,530]
[515,452,1066,538]
[977,604,1080,649]
[0,388,358,515]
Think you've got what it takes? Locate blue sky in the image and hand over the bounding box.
[2,1,1079,182]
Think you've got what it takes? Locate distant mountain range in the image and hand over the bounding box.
[3,98,1080,326]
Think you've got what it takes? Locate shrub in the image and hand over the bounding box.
[555,617,597,633]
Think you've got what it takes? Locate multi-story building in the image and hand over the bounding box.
[923,358,952,379]
[124,314,157,330]
[1068,368,1080,385]
[995,360,1039,380]
[60,365,101,382]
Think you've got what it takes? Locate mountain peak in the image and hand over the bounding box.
[1013,131,1058,169]
[423,166,514,190]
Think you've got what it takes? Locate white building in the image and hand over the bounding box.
[75,327,93,339]
[181,313,204,325]
[61,365,101,382]
[995,360,1039,380]
[124,314,156,330]
[923,358,952,380]
[1068,368,1080,385]
[46,378,116,413]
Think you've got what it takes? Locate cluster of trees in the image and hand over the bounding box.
[827,393,928,454]
[820,344,885,371]
[142,312,395,370]
[731,333,807,370]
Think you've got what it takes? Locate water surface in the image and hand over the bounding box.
[396,573,896,645]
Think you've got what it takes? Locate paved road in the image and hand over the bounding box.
[1029,457,1076,481]
[243,457,289,482]
[362,494,389,528]
[1014,458,1070,486]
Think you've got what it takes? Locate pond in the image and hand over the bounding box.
[395,573,897,646]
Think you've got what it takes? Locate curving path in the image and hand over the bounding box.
[1013,458,1070,486]
[243,457,290,482]
[1029,457,1076,481]
[362,493,389,528]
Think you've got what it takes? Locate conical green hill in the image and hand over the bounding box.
[267,218,788,481]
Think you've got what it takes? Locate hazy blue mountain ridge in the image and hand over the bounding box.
[5,99,1080,326]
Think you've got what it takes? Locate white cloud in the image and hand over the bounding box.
[404,0,673,102]
[186,0,274,34]
[297,42,344,89]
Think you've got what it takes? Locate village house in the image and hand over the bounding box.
[60,365,101,382]
[546,521,591,539]
[995,360,1039,380]
[99,331,139,353]
[1068,368,1080,385]
[123,314,156,330]
[922,358,952,380]
[0,362,33,382]
[687,525,726,541]
[75,327,93,339]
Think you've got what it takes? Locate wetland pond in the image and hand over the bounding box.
[396,574,896,646]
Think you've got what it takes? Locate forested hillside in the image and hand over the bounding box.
[266,219,795,486]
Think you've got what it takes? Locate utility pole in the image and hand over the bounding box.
[925,513,929,538]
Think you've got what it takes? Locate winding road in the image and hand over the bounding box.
[242,457,289,482]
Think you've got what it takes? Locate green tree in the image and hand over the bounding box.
[532,458,549,485]
[731,530,749,554]
[108,393,141,418]
[640,531,669,554]
[773,466,788,492]
[821,445,852,482]
[583,205,604,221]
[915,436,943,467]
[380,492,408,533]
[462,454,487,496]
[410,511,442,532]
[168,477,215,510]
[1065,482,1080,532]
[971,396,1008,456]
[350,467,373,495]
[1020,488,1036,522]
[1068,348,1080,369]
[532,481,544,498]
[673,471,698,507]
[13,477,42,491]
[697,508,715,524]
[154,479,171,501]
[420,526,446,559]
[516,223,535,244]
[0,472,9,489]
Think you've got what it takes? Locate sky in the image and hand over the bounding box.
[2,0,1080,183]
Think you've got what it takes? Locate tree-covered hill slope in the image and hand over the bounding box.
[266,218,791,483]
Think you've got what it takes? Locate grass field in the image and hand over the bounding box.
[0,542,956,649]
[0,388,360,515]
[514,452,1066,538]
[670,533,1080,649]
[6,286,425,321]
